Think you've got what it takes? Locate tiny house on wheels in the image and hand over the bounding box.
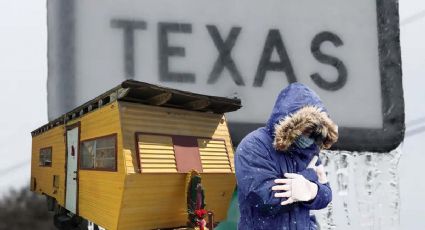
[30,80,241,230]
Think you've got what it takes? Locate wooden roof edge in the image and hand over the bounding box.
[31,80,242,137]
[120,80,242,109]
[31,85,125,137]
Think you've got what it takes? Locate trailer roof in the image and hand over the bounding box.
[31,80,242,137]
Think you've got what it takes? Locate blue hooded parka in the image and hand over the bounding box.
[235,83,334,230]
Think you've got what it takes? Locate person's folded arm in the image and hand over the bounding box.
[298,168,318,182]
[301,181,332,210]
[235,137,292,216]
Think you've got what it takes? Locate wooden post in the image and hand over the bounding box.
[207,211,214,230]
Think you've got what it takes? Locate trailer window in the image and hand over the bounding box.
[137,134,178,173]
[80,134,117,171]
[197,139,232,173]
[137,133,206,173]
[39,147,52,167]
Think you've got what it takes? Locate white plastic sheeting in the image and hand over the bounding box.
[314,147,401,230]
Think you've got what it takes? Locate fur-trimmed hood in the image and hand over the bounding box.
[266,83,338,151]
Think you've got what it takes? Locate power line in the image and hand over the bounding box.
[0,160,30,178]
[401,9,425,26]
[405,126,425,138]
[406,117,425,128]
[403,117,425,138]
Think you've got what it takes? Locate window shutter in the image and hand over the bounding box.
[197,139,232,173]
[138,134,178,172]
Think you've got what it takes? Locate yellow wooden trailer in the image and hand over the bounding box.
[30,80,241,230]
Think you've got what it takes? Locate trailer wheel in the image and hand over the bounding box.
[87,221,105,230]
[75,218,89,230]
[53,213,84,230]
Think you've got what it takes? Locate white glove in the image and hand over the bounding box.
[307,156,328,184]
[272,173,318,205]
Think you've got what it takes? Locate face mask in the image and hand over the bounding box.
[294,135,315,149]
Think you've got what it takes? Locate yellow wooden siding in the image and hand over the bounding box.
[198,139,232,173]
[222,118,236,172]
[123,149,135,174]
[31,98,238,230]
[119,102,235,174]
[78,171,124,229]
[117,173,235,230]
[31,125,66,206]
[137,134,177,173]
[75,101,124,230]
[201,173,236,220]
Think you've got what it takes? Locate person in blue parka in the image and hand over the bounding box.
[235,83,339,230]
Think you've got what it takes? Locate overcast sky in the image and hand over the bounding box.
[0,0,424,228]
[0,0,47,194]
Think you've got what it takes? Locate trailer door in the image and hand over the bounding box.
[66,125,79,214]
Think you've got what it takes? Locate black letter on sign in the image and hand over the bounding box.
[311,31,347,91]
[111,19,147,79]
[158,23,195,83]
[253,29,297,87]
[207,25,244,86]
